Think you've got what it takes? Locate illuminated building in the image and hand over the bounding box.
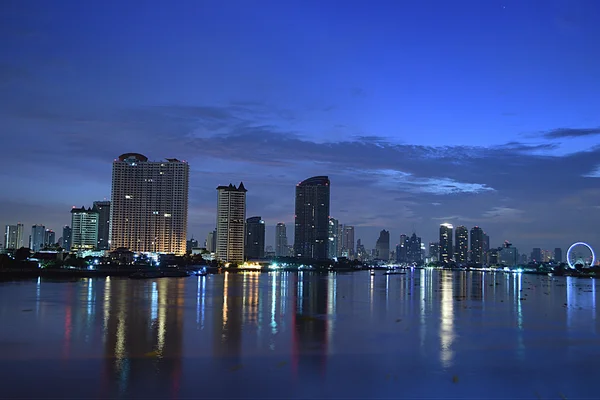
[206,229,216,252]
[341,225,355,259]
[499,241,518,266]
[469,226,484,264]
[4,224,24,250]
[531,248,542,262]
[406,233,422,264]
[276,222,288,257]
[93,201,111,250]
[429,242,439,262]
[44,229,55,247]
[439,223,453,263]
[397,234,408,263]
[327,218,339,259]
[71,206,99,251]
[30,225,46,252]
[245,216,265,259]
[375,229,390,261]
[110,153,189,254]
[216,182,247,263]
[294,176,330,259]
[454,226,468,263]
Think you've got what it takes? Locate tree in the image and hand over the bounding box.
[14,247,31,262]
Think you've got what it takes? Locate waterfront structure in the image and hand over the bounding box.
[276,223,288,257]
[429,242,439,262]
[62,226,72,251]
[294,176,330,259]
[454,226,468,263]
[216,182,247,263]
[499,241,518,266]
[531,248,542,262]
[554,247,563,263]
[375,229,390,261]
[439,223,453,263]
[30,225,45,252]
[110,153,189,254]
[93,200,111,250]
[327,217,339,259]
[341,225,355,258]
[245,216,265,259]
[470,226,484,264]
[71,206,99,251]
[406,233,422,264]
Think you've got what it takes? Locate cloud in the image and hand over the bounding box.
[542,127,600,139]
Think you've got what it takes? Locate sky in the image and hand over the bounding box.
[1,0,600,255]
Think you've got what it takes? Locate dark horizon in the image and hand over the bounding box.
[1,0,600,253]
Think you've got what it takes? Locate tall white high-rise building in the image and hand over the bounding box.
[110,153,189,254]
[276,222,288,257]
[71,206,99,251]
[4,225,18,250]
[216,182,247,264]
[439,223,453,263]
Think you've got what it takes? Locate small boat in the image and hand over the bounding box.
[384,270,406,275]
[195,269,208,276]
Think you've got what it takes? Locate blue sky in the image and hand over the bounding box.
[1,0,600,254]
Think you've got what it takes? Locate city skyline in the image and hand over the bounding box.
[1,1,600,253]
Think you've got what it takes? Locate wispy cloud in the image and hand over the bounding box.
[542,127,600,139]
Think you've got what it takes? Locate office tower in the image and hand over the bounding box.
[531,248,542,262]
[375,229,390,261]
[499,241,518,266]
[216,182,247,263]
[429,242,439,262]
[454,226,468,263]
[406,233,422,264]
[397,234,408,263]
[5,223,25,250]
[439,223,453,263]
[30,225,45,252]
[554,247,563,263]
[356,239,367,261]
[4,225,18,250]
[294,176,330,259]
[483,233,490,255]
[62,226,72,251]
[44,229,55,247]
[245,216,265,259]
[470,226,484,264]
[341,225,355,258]
[71,206,99,251]
[186,238,198,253]
[93,200,111,250]
[206,229,217,252]
[335,224,343,257]
[327,217,339,259]
[111,153,189,254]
[276,223,288,257]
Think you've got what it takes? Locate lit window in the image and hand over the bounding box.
[164,214,171,217]
[125,195,132,199]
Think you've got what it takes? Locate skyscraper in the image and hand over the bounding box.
[294,176,330,259]
[44,229,55,247]
[110,153,189,254]
[341,225,355,258]
[93,200,111,250]
[429,242,439,262]
[470,226,484,264]
[62,225,72,251]
[554,247,563,263]
[406,233,422,264]
[327,217,339,259]
[531,248,542,262]
[4,225,18,250]
[245,216,265,259]
[216,182,247,264]
[71,206,99,251]
[275,223,288,257]
[206,229,217,252]
[454,226,468,264]
[375,229,390,261]
[439,223,453,263]
[397,234,408,263]
[30,225,45,252]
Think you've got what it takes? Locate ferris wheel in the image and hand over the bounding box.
[566,242,596,269]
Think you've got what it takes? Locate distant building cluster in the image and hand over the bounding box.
[1,152,573,268]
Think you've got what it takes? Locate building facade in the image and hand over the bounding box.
[294,176,330,259]
[110,153,189,254]
[470,226,484,264]
[454,226,468,264]
[30,225,46,252]
[276,223,288,257]
[341,225,355,259]
[245,216,265,259]
[71,206,99,251]
[439,223,453,263]
[375,229,390,261]
[554,247,563,263]
[4,225,21,250]
[327,217,339,259]
[93,200,111,250]
[62,226,72,251]
[216,183,247,264]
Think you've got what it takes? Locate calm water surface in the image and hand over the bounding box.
[1,270,599,399]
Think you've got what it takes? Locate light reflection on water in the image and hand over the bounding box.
[0,270,600,399]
